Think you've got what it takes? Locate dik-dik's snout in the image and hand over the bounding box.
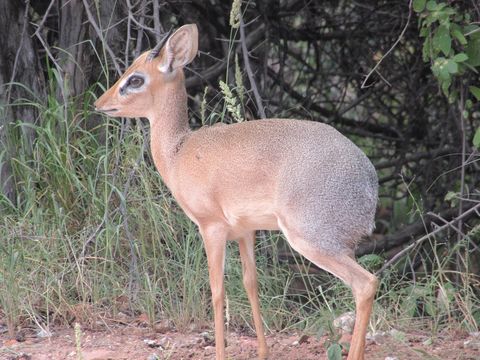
[94,86,121,116]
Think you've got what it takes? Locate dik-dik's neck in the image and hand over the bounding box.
[148,77,191,185]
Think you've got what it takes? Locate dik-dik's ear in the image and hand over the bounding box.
[158,24,198,73]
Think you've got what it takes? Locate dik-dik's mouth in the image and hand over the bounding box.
[95,107,119,114]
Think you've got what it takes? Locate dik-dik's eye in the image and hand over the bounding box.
[127,75,144,88]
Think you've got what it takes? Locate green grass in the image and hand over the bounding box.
[0,78,329,335]
[0,61,479,343]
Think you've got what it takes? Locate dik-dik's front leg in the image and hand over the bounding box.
[201,224,228,360]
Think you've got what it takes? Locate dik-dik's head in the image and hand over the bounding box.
[95,24,198,118]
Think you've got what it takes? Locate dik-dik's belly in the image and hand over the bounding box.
[175,188,280,239]
[223,211,280,239]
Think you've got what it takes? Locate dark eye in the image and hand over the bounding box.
[128,75,144,88]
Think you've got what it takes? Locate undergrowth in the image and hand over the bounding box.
[0,86,478,336]
[0,14,478,348]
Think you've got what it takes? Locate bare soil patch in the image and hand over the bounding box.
[1,323,479,360]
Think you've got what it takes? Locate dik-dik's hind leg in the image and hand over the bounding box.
[238,232,268,359]
[285,236,377,360]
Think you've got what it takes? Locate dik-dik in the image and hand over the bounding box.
[95,24,378,360]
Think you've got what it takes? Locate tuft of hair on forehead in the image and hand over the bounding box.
[147,28,173,62]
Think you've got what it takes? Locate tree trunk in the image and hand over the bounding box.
[0,0,45,205]
[58,0,128,100]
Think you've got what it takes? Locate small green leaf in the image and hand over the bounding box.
[445,191,461,207]
[466,39,480,66]
[451,26,467,45]
[473,310,480,328]
[437,62,451,80]
[448,90,458,103]
[473,127,480,148]
[413,0,426,12]
[464,24,480,40]
[442,7,456,16]
[423,338,433,346]
[437,14,450,27]
[422,37,431,62]
[453,53,468,62]
[358,254,384,270]
[424,14,437,27]
[424,300,435,316]
[426,0,438,11]
[441,77,451,96]
[433,25,452,56]
[431,57,447,78]
[431,59,441,77]
[445,191,457,202]
[327,343,343,360]
[446,59,458,73]
[469,86,480,101]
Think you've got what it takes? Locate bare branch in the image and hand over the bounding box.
[82,0,122,75]
[361,0,413,88]
[239,16,266,119]
[375,203,480,276]
[32,0,56,38]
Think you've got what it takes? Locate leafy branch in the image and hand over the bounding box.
[414,0,480,146]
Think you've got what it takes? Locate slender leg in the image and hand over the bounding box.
[238,232,268,359]
[285,237,377,360]
[201,225,228,360]
[340,258,377,360]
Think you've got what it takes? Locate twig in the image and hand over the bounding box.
[32,0,56,38]
[361,0,413,88]
[239,16,266,119]
[374,69,391,87]
[82,0,122,75]
[185,23,265,89]
[427,211,466,238]
[132,0,147,57]
[125,0,132,69]
[428,210,480,252]
[152,0,163,43]
[33,32,63,74]
[80,218,108,260]
[128,11,158,38]
[185,61,227,88]
[375,147,454,170]
[265,67,401,140]
[375,202,480,276]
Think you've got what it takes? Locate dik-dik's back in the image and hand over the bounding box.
[172,118,378,252]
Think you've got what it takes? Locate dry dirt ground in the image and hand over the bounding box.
[1,322,479,360]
